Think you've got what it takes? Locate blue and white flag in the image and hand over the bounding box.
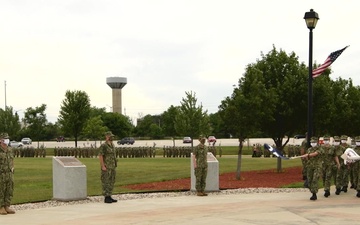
[264,144,289,160]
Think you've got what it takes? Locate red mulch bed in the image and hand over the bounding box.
[123,167,303,191]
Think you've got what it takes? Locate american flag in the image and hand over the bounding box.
[312,46,349,78]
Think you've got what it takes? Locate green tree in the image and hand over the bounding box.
[324,78,360,137]
[134,114,156,138]
[149,123,163,139]
[89,106,107,118]
[0,107,21,140]
[58,90,91,147]
[255,47,308,146]
[83,115,107,147]
[221,46,308,173]
[175,91,210,146]
[43,122,60,141]
[208,112,226,138]
[342,80,360,137]
[219,68,271,179]
[23,104,48,146]
[253,47,308,172]
[312,72,336,136]
[160,105,180,138]
[101,112,133,138]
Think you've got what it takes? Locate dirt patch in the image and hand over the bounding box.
[124,167,303,191]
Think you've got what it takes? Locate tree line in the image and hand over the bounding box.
[1,46,359,150]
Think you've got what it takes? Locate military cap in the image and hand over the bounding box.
[355,136,360,142]
[105,131,115,137]
[310,137,318,143]
[333,136,341,141]
[323,135,330,141]
[341,135,348,140]
[0,133,9,139]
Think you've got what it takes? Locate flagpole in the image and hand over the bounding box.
[304,9,319,148]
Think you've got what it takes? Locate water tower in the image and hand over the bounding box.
[106,77,127,114]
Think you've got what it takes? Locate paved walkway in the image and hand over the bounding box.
[1,187,360,225]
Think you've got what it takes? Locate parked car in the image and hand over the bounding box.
[21,137,32,144]
[9,141,23,148]
[117,137,135,145]
[183,137,192,143]
[208,136,216,143]
[294,134,306,139]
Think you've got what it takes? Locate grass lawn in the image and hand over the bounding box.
[12,156,303,204]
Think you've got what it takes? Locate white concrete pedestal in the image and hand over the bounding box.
[190,152,219,192]
[52,157,87,201]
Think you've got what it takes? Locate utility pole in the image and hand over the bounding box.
[4,80,7,109]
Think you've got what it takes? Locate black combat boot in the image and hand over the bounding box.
[335,188,341,195]
[110,196,118,203]
[310,193,317,201]
[324,190,330,198]
[104,196,113,203]
[341,186,348,193]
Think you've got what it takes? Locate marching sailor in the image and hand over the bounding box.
[353,137,360,197]
[321,135,339,197]
[300,137,324,201]
[335,135,349,194]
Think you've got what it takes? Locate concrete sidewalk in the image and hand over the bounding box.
[2,187,360,225]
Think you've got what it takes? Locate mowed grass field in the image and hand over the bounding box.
[12,154,302,205]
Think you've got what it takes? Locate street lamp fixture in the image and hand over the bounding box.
[304,9,319,147]
[304,9,319,29]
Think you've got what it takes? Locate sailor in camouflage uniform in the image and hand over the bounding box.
[99,131,118,203]
[0,133,15,215]
[193,136,208,196]
[301,137,324,200]
[353,136,360,197]
[349,138,357,189]
[335,135,349,194]
[321,135,340,197]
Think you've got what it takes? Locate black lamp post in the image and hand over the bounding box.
[304,9,319,147]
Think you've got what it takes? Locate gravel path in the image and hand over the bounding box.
[13,188,308,211]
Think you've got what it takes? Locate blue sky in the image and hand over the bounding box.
[0,0,358,124]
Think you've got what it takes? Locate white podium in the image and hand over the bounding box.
[190,152,219,192]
